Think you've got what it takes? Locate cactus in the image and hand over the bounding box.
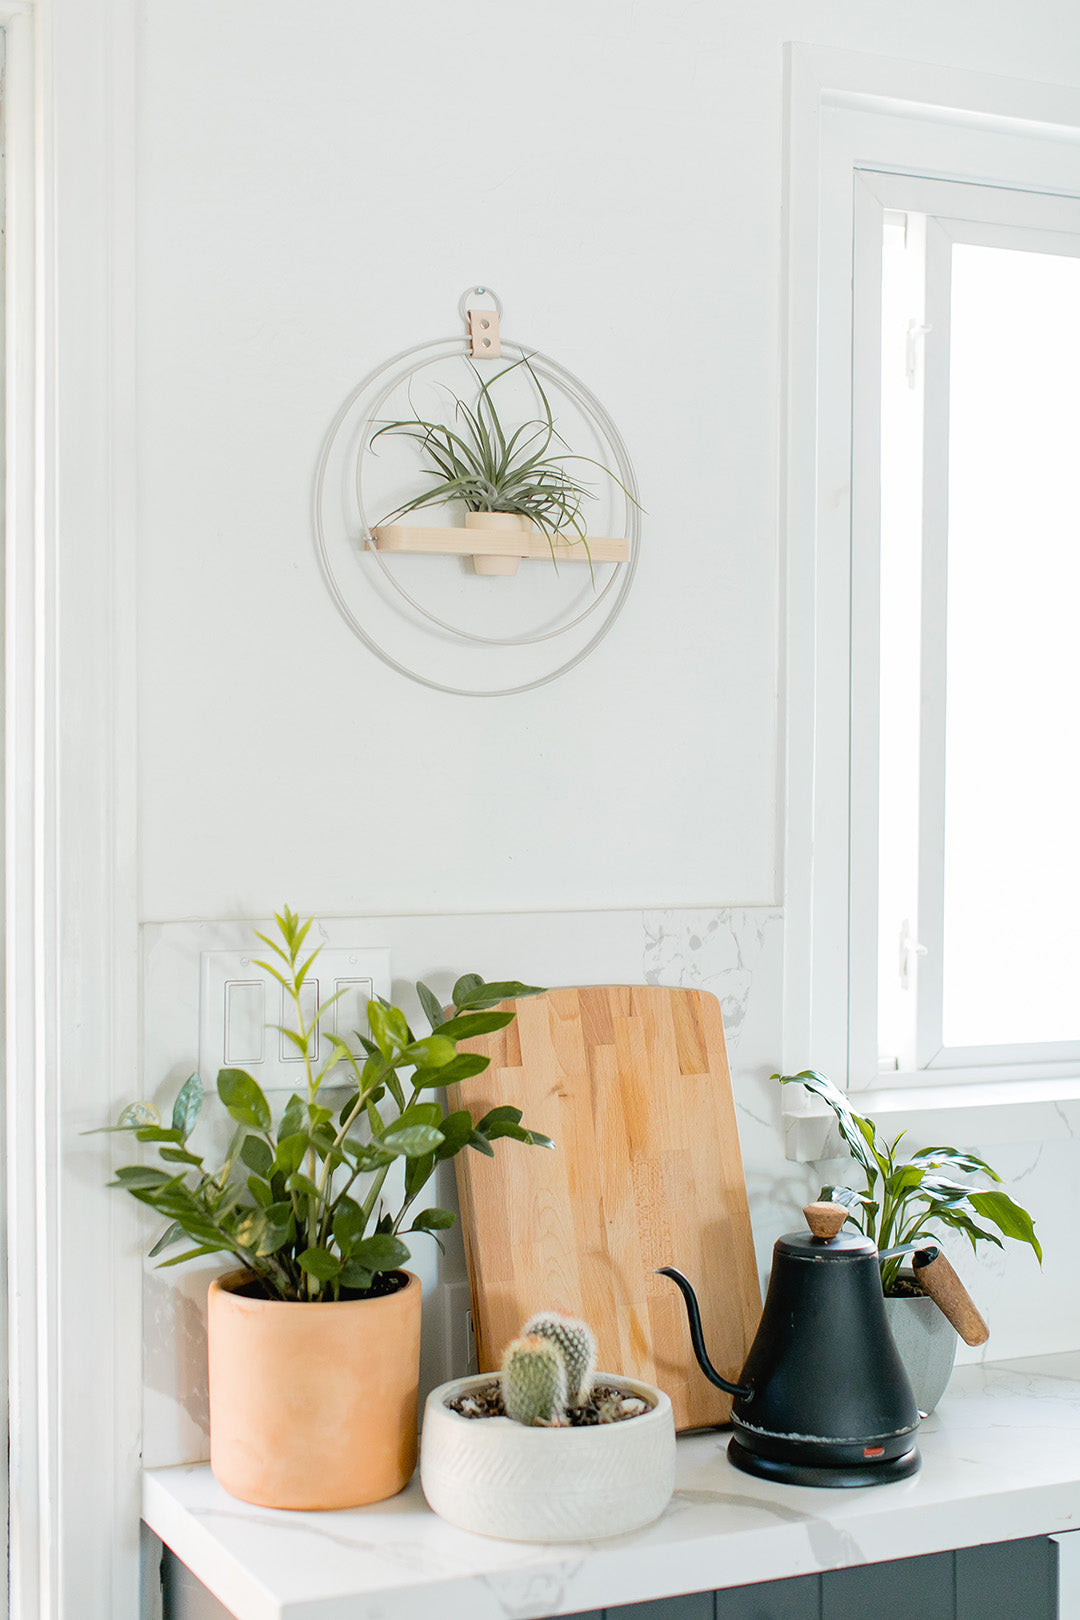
[502,1335,569,1426]
[522,1311,597,1406]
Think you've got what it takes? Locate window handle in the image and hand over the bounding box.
[899,920,928,988]
[906,320,932,388]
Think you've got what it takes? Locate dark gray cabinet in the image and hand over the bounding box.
[567,1537,1058,1620]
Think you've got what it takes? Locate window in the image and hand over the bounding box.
[781,49,1080,1147]
[855,174,1080,1087]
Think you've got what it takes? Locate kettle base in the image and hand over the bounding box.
[728,1437,920,1489]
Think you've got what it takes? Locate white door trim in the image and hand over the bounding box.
[5,1,141,1615]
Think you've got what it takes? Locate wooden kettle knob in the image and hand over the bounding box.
[804,1201,848,1240]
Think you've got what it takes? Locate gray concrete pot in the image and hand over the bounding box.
[883,1279,958,1416]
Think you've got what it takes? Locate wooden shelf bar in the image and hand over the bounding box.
[370,523,629,564]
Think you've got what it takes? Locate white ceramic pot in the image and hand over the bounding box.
[463,510,531,576]
[420,1372,676,1542]
[884,1284,958,1416]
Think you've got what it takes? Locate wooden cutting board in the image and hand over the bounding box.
[450,985,762,1431]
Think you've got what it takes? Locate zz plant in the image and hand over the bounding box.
[106,909,552,1302]
[776,1069,1041,1295]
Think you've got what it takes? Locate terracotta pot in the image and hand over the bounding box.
[207,1268,421,1510]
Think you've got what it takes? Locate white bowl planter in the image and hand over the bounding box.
[884,1286,958,1416]
[420,1372,676,1542]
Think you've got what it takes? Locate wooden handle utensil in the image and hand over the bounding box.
[912,1248,989,1346]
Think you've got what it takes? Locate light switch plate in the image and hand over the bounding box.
[199,947,391,1092]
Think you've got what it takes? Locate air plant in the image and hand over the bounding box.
[371,356,636,567]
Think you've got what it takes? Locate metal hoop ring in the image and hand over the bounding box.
[312,320,640,697]
[457,284,505,326]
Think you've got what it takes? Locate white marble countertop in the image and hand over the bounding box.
[143,1353,1080,1620]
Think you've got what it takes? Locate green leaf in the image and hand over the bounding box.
[339,1260,375,1290]
[158,1146,204,1166]
[285,1172,320,1200]
[171,1074,204,1140]
[775,1070,882,1176]
[240,1135,274,1177]
[433,1109,474,1161]
[819,1184,868,1217]
[278,1095,305,1141]
[217,1068,272,1132]
[272,1023,314,1058]
[911,1145,1003,1181]
[156,1244,225,1269]
[275,1132,309,1176]
[297,1247,342,1281]
[969,1190,1043,1262]
[367,1000,410,1056]
[452,978,545,1010]
[396,1102,443,1130]
[413,1053,490,1089]
[148,1221,184,1257]
[477,1105,523,1131]
[405,1151,436,1199]
[886,1163,926,1197]
[383,1068,406,1111]
[350,1234,409,1274]
[411,1207,457,1231]
[416,981,446,1030]
[134,1125,184,1145]
[451,973,484,1007]
[381,1123,444,1157]
[247,1175,272,1209]
[467,1130,495,1158]
[401,1035,458,1069]
[526,1130,556,1149]
[111,1165,176,1191]
[436,1011,515,1042]
[332,1198,367,1253]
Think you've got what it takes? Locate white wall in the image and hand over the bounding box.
[134,3,1080,1610]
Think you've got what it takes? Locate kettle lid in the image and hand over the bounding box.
[776,1200,877,1261]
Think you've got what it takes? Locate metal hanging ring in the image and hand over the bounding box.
[457,285,504,326]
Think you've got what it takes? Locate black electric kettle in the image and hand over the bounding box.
[658,1201,921,1487]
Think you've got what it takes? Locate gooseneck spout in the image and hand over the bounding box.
[656,1266,753,1400]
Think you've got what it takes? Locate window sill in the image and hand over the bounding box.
[783,1074,1080,1161]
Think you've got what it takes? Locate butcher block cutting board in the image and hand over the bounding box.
[450,985,762,1431]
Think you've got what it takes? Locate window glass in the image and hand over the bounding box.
[942,245,1080,1046]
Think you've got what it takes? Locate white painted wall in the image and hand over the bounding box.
[130,3,1080,1614]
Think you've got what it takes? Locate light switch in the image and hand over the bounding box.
[224,980,265,1065]
[200,948,391,1091]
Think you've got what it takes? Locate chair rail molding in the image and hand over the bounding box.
[5,0,141,1616]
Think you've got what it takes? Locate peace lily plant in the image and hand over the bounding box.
[776,1068,1041,1294]
[106,908,551,1302]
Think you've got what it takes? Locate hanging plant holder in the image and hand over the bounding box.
[312,287,642,697]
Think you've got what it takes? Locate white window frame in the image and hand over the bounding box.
[851,171,1080,1088]
[782,46,1080,1158]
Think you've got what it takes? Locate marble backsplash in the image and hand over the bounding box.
[140,905,1071,1470]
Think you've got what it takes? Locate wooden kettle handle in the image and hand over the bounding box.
[912,1249,989,1346]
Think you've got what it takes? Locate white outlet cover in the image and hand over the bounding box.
[199,947,391,1092]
